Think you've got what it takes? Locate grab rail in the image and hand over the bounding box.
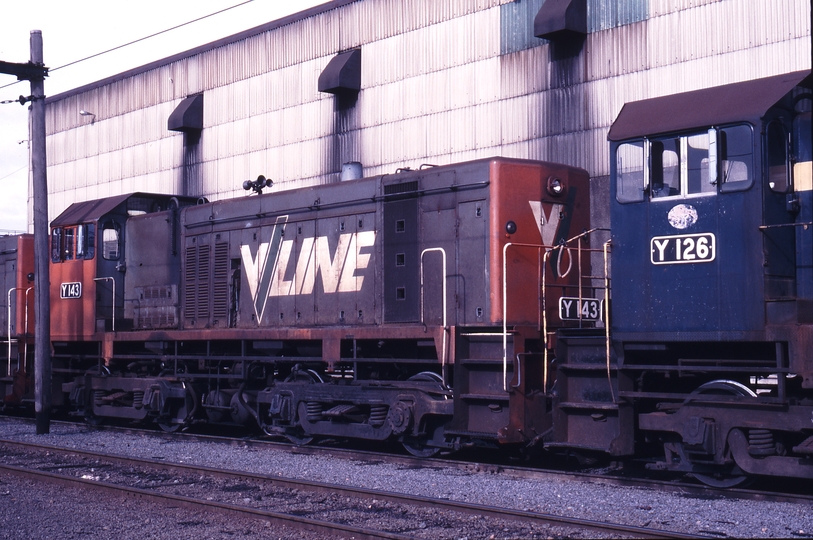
[420,248,448,382]
[502,242,544,391]
[6,287,32,377]
[604,239,615,403]
[503,227,611,393]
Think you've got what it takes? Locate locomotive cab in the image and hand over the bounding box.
[609,71,812,342]
[589,70,813,484]
[50,194,197,341]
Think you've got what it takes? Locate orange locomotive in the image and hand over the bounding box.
[0,234,35,406]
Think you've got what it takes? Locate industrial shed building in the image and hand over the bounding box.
[39,0,811,227]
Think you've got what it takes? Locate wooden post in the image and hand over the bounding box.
[30,30,51,435]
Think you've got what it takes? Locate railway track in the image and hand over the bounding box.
[0,437,702,539]
[3,415,812,507]
[38,417,813,505]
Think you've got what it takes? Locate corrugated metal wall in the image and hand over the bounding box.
[41,0,811,225]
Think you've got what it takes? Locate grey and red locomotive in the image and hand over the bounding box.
[1,70,812,486]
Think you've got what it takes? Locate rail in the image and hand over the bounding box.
[93,277,116,332]
[0,436,705,539]
[420,248,448,382]
[6,287,32,377]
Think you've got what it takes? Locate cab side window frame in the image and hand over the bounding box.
[614,124,755,203]
[101,221,121,261]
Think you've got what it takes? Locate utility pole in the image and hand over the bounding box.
[30,30,51,434]
[1,32,51,434]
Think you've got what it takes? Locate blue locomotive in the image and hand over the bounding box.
[555,70,813,486]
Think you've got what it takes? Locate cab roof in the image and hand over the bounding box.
[50,193,198,227]
[608,70,811,142]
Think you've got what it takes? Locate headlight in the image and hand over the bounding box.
[547,176,565,196]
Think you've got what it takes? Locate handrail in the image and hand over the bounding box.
[758,222,813,230]
[502,242,545,391]
[94,277,116,332]
[420,248,447,382]
[6,287,32,377]
[603,239,615,404]
[506,227,611,393]
[6,287,16,377]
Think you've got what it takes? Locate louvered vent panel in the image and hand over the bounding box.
[384,181,418,195]
[196,244,211,320]
[212,242,229,320]
[184,245,197,320]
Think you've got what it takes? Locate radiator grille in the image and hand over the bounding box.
[212,242,229,320]
[196,244,210,319]
[384,180,418,195]
[184,241,211,323]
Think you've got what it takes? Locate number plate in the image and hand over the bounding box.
[650,233,716,265]
[60,282,82,299]
[559,297,603,321]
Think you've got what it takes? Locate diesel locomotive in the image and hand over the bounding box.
[1,69,811,487]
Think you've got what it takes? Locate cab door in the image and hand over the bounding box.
[96,217,126,331]
[762,119,797,303]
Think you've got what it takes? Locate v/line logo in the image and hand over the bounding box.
[529,201,564,247]
[241,200,561,323]
[240,216,376,322]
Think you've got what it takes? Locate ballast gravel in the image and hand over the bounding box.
[0,418,811,539]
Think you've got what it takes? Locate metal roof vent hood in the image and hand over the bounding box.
[168,94,203,132]
[318,49,361,95]
[534,0,587,41]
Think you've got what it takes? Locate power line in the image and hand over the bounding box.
[0,165,27,182]
[0,0,254,91]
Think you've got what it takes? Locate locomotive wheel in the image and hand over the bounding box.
[157,421,181,433]
[156,385,196,433]
[402,435,440,458]
[682,380,756,488]
[401,372,448,458]
[692,467,751,488]
[281,368,324,445]
[84,415,105,427]
[408,371,446,387]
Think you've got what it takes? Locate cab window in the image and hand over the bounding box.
[719,124,754,192]
[650,137,681,198]
[686,133,715,195]
[50,223,97,262]
[651,132,713,199]
[77,223,95,260]
[615,125,755,203]
[616,141,645,203]
[50,228,62,262]
[63,228,75,260]
[102,221,121,260]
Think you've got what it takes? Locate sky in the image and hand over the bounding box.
[0,0,328,232]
